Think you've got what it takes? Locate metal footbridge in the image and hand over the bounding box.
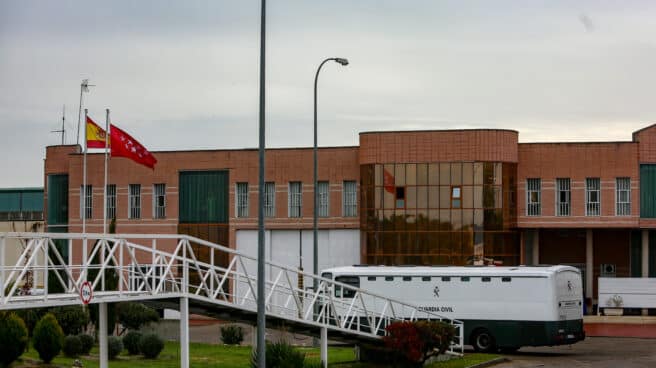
[0,232,463,367]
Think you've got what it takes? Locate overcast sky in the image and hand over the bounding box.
[1,1,655,187]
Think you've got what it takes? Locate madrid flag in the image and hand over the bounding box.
[86,116,107,149]
[110,124,157,169]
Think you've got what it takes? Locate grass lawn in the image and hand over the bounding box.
[15,342,499,368]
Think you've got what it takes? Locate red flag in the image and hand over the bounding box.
[383,168,395,194]
[86,116,107,149]
[110,124,157,169]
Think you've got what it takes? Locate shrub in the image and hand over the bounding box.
[50,306,90,336]
[117,302,159,330]
[139,333,164,359]
[251,341,306,368]
[77,333,95,355]
[108,336,123,360]
[220,325,244,345]
[0,312,28,367]
[383,320,457,366]
[32,313,65,363]
[122,331,142,355]
[14,308,47,336]
[415,320,456,355]
[63,335,83,358]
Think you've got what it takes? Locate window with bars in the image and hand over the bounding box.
[288,181,302,218]
[80,185,92,219]
[106,184,116,219]
[129,184,141,219]
[616,177,631,216]
[318,181,329,217]
[264,182,275,217]
[586,178,600,216]
[236,182,249,218]
[556,178,571,216]
[343,180,357,217]
[526,178,541,216]
[153,183,166,219]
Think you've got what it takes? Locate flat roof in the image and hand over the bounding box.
[323,265,578,277]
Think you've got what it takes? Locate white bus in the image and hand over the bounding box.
[321,265,585,353]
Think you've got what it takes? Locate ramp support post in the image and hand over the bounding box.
[320,326,328,368]
[99,302,108,368]
[181,296,189,368]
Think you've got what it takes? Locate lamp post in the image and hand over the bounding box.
[313,57,348,293]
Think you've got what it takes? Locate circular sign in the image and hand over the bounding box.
[80,281,93,305]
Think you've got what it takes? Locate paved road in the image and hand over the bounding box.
[496,337,656,368]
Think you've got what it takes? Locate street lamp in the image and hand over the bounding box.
[313,57,348,292]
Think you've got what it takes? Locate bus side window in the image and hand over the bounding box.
[335,276,360,298]
[335,285,342,298]
[368,276,376,281]
[461,276,470,282]
[422,276,431,281]
[502,277,511,282]
[385,276,394,281]
[441,276,451,282]
[482,277,491,282]
[403,276,411,281]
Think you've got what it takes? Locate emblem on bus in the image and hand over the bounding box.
[433,286,440,298]
[567,280,572,291]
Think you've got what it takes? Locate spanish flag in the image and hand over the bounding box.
[86,116,107,149]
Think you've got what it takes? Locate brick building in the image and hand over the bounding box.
[43,124,656,312]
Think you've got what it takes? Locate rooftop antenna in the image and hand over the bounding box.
[51,104,66,144]
[76,79,95,146]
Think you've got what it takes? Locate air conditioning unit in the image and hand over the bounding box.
[601,263,616,277]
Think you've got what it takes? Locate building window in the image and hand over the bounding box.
[264,182,275,217]
[526,178,541,216]
[451,186,462,208]
[288,181,302,218]
[318,181,329,217]
[586,178,600,216]
[80,185,92,219]
[153,183,166,219]
[343,180,357,217]
[556,178,570,216]
[395,186,406,208]
[616,177,631,216]
[106,184,116,219]
[129,184,141,219]
[236,182,249,218]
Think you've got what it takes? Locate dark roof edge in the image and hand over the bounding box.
[519,140,634,145]
[359,128,519,135]
[68,145,359,155]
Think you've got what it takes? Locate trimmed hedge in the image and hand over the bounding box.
[108,336,123,360]
[0,312,28,367]
[63,335,83,358]
[77,333,94,355]
[122,331,142,355]
[50,306,89,336]
[139,333,164,359]
[32,313,65,363]
[117,302,159,330]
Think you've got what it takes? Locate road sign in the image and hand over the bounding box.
[80,281,93,305]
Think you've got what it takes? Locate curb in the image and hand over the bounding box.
[466,357,510,368]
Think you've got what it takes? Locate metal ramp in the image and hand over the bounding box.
[0,232,464,367]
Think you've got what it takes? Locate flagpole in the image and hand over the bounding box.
[82,109,88,234]
[103,109,110,234]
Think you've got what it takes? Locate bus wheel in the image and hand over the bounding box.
[471,329,496,353]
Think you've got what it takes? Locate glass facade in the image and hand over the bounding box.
[360,162,519,266]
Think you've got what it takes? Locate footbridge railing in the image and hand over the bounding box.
[0,232,464,366]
